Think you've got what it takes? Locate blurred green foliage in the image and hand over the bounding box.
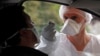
[23,1,63,34]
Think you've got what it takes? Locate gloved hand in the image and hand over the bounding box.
[41,21,56,41]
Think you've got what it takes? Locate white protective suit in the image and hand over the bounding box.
[36,32,100,56]
[36,5,100,56]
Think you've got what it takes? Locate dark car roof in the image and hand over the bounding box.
[0,0,100,17]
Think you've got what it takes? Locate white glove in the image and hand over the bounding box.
[41,21,56,41]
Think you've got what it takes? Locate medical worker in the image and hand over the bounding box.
[36,5,100,56]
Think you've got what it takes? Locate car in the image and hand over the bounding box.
[0,0,100,54]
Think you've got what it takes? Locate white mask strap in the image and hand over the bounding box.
[7,31,19,40]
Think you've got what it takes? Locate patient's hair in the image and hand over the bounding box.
[0,5,30,45]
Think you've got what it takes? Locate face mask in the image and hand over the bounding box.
[60,19,82,36]
[32,27,40,43]
[23,27,40,43]
[7,27,40,43]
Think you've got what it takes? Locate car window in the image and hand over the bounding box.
[23,1,63,34]
[22,1,100,35]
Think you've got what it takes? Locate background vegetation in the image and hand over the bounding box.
[23,1,63,35]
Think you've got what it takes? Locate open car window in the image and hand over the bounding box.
[0,0,100,36]
[1,0,100,45]
[21,1,100,35]
[23,1,62,34]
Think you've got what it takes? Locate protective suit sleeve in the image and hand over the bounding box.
[35,32,61,54]
[41,21,56,41]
